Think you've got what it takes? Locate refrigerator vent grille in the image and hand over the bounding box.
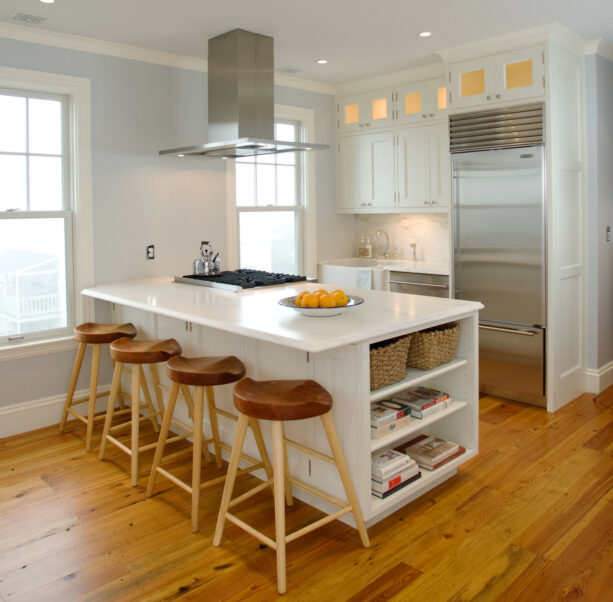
[449,103,544,152]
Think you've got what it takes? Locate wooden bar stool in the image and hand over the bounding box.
[98,337,182,486]
[147,356,274,532]
[213,378,370,595]
[60,322,137,451]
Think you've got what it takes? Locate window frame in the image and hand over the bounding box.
[226,104,317,277]
[0,66,93,361]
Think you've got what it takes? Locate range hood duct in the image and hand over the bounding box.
[159,29,328,158]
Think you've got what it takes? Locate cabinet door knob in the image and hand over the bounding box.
[496,94,502,99]
[486,95,492,101]
[422,114,427,118]
[430,113,434,117]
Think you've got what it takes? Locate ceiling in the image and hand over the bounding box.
[2,0,613,84]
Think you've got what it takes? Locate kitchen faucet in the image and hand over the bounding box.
[375,229,392,259]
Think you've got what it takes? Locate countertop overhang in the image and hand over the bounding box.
[82,277,481,353]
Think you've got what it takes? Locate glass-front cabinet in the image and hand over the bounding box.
[449,45,545,109]
[395,78,448,125]
[337,90,395,133]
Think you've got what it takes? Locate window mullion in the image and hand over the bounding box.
[25,97,30,211]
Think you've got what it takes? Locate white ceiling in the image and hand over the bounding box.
[2,0,613,84]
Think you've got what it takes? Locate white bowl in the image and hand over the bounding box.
[278,295,364,317]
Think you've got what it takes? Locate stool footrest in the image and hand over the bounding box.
[286,506,352,544]
[105,435,132,456]
[201,463,264,491]
[225,512,276,550]
[155,467,192,494]
[109,413,156,433]
[215,408,238,422]
[288,476,348,509]
[66,409,89,425]
[68,390,110,407]
[228,478,274,508]
[219,443,260,468]
[284,438,335,465]
[159,446,194,465]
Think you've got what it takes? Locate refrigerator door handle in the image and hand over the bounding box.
[479,324,536,337]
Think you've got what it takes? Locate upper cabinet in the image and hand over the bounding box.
[337,90,395,133]
[396,79,448,125]
[448,46,545,109]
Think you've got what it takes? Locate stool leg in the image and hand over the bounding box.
[146,381,180,498]
[320,412,370,548]
[114,360,126,410]
[99,361,123,460]
[184,385,212,464]
[249,418,274,482]
[205,386,224,469]
[60,342,87,432]
[149,363,166,428]
[280,423,293,506]
[131,364,141,486]
[85,344,101,452]
[271,421,287,595]
[213,413,250,547]
[191,386,204,532]
[139,366,159,432]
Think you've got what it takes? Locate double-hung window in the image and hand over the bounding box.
[0,68,92,354]
[230,105,317,277]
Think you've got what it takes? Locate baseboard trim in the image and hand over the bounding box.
[0,385,111,440]
[585,360,613,395]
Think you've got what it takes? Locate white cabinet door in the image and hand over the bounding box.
[429,124,450,208]
[337,89,395,133]
[337,131,395,212]
[449,55,494,109]
[396,78,448,126]
[397,126,429,208]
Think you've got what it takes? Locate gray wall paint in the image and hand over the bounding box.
[0,37,349,410]
[586,54,613,368]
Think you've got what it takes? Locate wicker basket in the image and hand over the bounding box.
[369,335,411,390]
[406,322,461,371]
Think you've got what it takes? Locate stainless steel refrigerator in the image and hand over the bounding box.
[451,104,546,406]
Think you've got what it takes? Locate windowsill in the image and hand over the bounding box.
[0,336,78,363]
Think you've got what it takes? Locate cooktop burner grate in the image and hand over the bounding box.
[174,269,307,291]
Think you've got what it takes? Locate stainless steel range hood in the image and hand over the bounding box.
[159,29,328,159]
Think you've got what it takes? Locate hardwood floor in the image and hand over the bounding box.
[0,392,611,601]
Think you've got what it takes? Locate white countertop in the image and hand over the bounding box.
[82,277,480,353]
[318,258,449,275]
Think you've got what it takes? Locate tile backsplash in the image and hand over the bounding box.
[356,214,449,263]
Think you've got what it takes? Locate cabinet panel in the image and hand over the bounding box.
[337,131,395,211]
[496,46,545,102]
[429,124,450,208]
[397,127,429,207]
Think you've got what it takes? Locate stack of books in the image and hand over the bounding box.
[392,386,450,420]
[370,399,412,438]
[371,449,421,498]
[395,434,465,471]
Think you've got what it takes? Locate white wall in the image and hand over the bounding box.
[0,35,346,422]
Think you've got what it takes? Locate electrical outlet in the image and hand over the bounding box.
[146,244,155,259]
[607,226,611,242]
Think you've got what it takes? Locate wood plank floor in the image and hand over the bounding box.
[0,391,612,601]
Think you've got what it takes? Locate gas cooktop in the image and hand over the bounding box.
[174,269,307,292]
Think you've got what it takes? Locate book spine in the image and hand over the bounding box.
[371,466,419,493]
[372,472,421,498]
[370,408,409,427]
[370,414,412,438]
[411,400,449,419]
[371,459,412,480]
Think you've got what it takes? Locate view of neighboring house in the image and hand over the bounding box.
[0,249,66,336]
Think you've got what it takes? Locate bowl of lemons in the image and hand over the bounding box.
[278,289,365,317]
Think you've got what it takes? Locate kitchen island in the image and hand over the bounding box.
[83,277,482,526]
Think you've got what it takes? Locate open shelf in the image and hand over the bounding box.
[370,447,476,512]
[370,400,468,453]
[369,358,468,403]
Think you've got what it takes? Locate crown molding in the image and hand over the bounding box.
[335,62,445,96]
[0,22,335,96]
[436,22,587,64]
[584,38,613,62]
[274,73,335,96]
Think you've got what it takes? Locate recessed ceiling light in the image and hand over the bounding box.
[317,59,328,65]
[177,154,185,157]
[40,0,55,4]
[418,31,432,38]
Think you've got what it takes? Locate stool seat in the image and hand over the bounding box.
[233,378,332,421]
[110,337,182,364]
[166,356,246,387]
[74,322,137,344]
